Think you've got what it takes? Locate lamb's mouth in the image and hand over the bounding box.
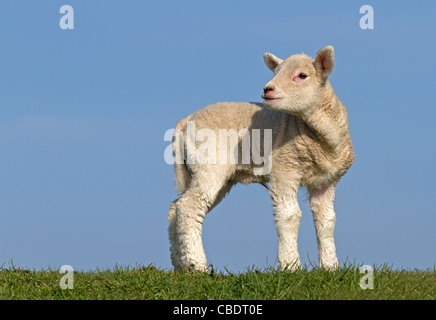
[262,95,283,101]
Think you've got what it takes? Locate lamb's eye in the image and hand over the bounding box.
[298,73,308,79]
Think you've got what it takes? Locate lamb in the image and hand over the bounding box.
[167,46,354,271]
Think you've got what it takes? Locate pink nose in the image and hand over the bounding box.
[262,85,276,99]
[263,85,275,95]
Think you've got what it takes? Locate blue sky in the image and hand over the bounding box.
[0,1,435,272]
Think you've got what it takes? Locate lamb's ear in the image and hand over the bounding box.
[263,52,283,72]
[314,46,335,82]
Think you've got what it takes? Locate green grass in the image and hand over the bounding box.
[0,262,434,300]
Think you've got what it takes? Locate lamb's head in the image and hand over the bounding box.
[262,46,335,116]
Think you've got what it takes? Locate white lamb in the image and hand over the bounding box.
[167,46,354,271]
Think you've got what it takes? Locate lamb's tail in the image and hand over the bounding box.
[173,116,192,194]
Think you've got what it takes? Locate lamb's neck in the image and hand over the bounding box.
[300,86,344,153]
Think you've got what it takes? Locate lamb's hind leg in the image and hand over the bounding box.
[309,183,339,270]
[169,171,232,271]
[168,200,182,270]
[168,180,233,271]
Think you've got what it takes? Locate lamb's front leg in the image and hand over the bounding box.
[309,184,339,270]
[270,182,302,271]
